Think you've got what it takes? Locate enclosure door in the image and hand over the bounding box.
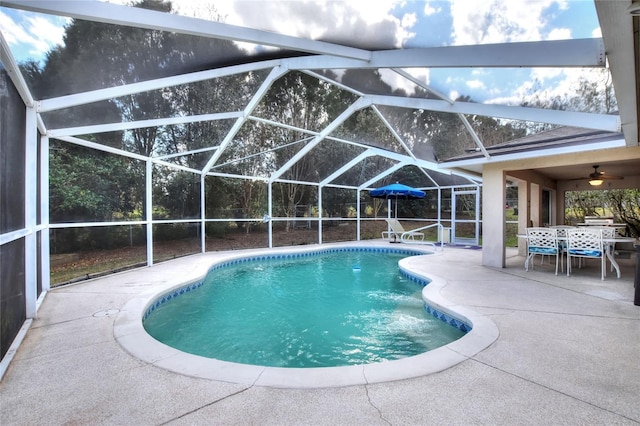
[451,188,480,245]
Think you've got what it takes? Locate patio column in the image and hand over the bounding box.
[517,180,529,256]
[530,182,541,227]
[555,189,567,225]
[482,165,506,268]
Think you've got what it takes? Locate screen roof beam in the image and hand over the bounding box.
[4,0,371,61]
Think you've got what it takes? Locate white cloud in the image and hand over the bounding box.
[379,69,411,94]
[380,68,431,95]
[484,67,610,111]
[484,94,521,106]
[547,28,571,40]
[4,0,600,111]
[592,27,602,38]
[423,2,441,16]
[0,11,27,45]
[449,0,569,45]
[401,12,417,28]
[466,79,485,89]
[27,15,65,46]
[531,68,564,83]
[173,0,411,50]
[1,10,67,62]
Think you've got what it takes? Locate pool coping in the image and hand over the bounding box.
[114,243,499,389]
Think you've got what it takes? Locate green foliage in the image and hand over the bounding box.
[152,168,201,219]
[49,142,138,222]
[565,189,640,237]
[206,222,230,239]
[50,225,146,253]
[565,190,605,221]
[602,189,640,237]
[24,0,534,250]
[505,222,519,247]
[377,94,525,163]
[153,223,199,242]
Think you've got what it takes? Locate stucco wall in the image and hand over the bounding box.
[481,166,506,268]
[480,146,640,269]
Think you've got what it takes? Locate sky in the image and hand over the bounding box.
[0,0,605,108]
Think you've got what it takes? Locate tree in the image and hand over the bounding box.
[27,0,264,230]
[564,189,640,237]
[49,142,137,222]
[378,93,525,164]
[48,141,140,252]
[606,189,640,237]
[565,190,604,223]
[569,69,617,114]
[253,71,356,229]
[518,68,617,134]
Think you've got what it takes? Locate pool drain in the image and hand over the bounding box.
[93,309,120,317]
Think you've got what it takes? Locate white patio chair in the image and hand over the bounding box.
[549,225,575,238]
[587,226,617,272]
[381,219,424,241]
[566,228,606,280]
[525,227,560,275]
[549,225,576,272]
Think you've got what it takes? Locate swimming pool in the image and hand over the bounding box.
[142,248,467,368]
[114,242,499,388]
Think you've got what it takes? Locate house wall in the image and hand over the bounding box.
[481,145,640,268]
[481,165,506,268]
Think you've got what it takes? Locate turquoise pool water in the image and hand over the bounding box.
[143,250,466,368]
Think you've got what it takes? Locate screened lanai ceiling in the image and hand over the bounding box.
[1,0,637,189]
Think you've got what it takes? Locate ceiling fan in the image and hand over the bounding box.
[577,165,624,186]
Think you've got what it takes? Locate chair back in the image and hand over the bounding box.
[526,227,558,254]
[566,228,603,257]
[549,225,574,238]
[385,219,406,233]
[587,226,616,239]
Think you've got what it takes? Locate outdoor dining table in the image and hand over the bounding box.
[517,234,638,279]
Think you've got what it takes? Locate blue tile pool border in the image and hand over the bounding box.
[142,246,471,333]
[398,268,472,333]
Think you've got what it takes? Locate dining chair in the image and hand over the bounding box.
[549,225,575,237]
[587,226,617,272]
[566,228,605,280]
[525,227,560,275]
[549,225,575,272]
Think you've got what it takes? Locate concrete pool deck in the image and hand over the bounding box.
[1,241,639,424]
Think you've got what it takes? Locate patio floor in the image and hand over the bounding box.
[1,241,639,425]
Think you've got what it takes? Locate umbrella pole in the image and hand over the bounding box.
[393,197,398,243]
[395,196,398,219]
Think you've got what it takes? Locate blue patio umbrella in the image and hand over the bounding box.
[369,182,425,219]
